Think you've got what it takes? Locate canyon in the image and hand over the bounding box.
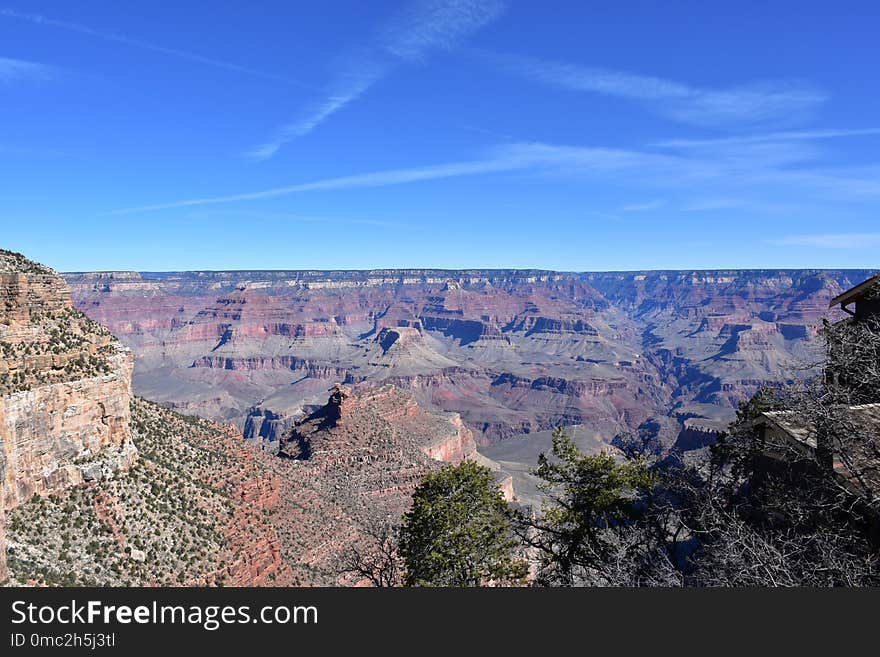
[64,268,874,454]
[1,251,502,585]
[3,252,877,586]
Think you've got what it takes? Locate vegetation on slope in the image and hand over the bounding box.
[5,398,245,586]
[0,307,117,395]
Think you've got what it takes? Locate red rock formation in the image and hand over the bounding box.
[265,384,509,584]
[184,424,291,586]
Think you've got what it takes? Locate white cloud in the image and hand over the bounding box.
[247,0,508,160]
[655,128,880,149]
[680,198,749,211]
[380,0,507,63]
[479,50,826,129]
[0,56,53,82]
[112,136,880,215]
[246,60,386,160]
[110,141,756,215]
[0,8,304,86]
[113,155,526,214]
[184,209,411,229]
[770,233,880,248]
[619,199,666,212]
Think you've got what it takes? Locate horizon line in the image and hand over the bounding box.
[59,265,879,276]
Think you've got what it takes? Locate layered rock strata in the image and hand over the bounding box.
[0,250,137,508]
[64,267,873,449]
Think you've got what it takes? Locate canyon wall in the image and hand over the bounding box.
[0,349,136,506]
[64,267,875,451]
[1,250,137,508]
[0,445,5,583]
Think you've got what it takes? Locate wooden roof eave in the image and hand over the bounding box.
[829,274,880,309]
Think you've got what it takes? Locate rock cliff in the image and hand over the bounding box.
[0,250,137,509]
[0,446,5,583]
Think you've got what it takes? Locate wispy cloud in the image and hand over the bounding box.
[0,56,54,82]
[184,209,412,230]
[245,61,385,160]
[112,134,880,215]
[680,197,749,211]
[770,233,880,248]
[619,199,665,212]
[247,0,507,160]
[379,0,507,63]
[478,50,826,129]
[0,8,306,87]
[112,155,526,214]
[109,141,743,215]
[655,128,880,149]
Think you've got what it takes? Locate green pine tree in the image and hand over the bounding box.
[399,461,528,587]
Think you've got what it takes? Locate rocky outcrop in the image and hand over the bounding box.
[0,350,136,506]
[508,315,599,336]
[279,384,478,465]
[0,250,137,509]
[377,327,421,353]
[671,418,726,453]
[421,411,477,462]
[0,253,71,325]
[267,384,509,583]
[419,315,504,344]
[192,354,349,379]
[243,406,294,446]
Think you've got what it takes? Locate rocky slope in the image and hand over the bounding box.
[5,397,290,586]
[253,383,510,584]
[0,252,288,586]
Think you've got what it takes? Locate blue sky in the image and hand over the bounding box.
[1,0,879,272]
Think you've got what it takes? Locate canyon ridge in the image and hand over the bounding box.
[64,268,874,479]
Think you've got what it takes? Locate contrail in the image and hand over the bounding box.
[0,7,313,88]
